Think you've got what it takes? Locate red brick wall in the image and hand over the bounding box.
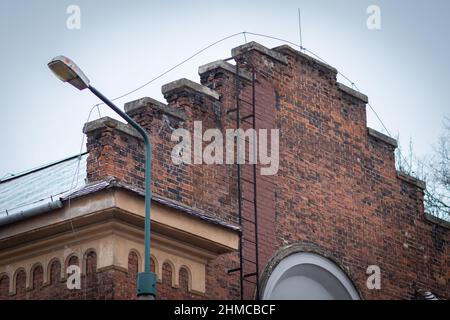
[199,65,278,299]
[124,97,238,225]
[80,43,447,300]
[199,45,448,299]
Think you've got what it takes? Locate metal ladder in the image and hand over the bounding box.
[227,63,260,300]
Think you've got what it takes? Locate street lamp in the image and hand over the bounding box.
[48,55,156,300]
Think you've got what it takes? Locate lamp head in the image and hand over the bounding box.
[48,55,90,90]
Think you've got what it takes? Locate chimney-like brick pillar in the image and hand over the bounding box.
[83,116,145,189]
[158,78,238,224]
[124,97,191,204]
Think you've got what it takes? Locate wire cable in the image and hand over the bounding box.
[65,103,104,300]
[107,32,245,103]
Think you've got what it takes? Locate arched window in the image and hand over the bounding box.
[32,264,44,290]
[179,267,190,292]
[150,257,156,273]
[262,252,360,300]
[0,274,10,298]
[49,259,61,285]
[162,262,173,286]
[85,250,97,275]
[67,255,79,267]
[15,269,26,296]
[128,251,139,276]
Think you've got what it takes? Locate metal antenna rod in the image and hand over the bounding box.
[298,8,303,50]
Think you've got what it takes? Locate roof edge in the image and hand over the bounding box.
[0,153,88,184]
[63,177,241,232]
[368,128,398,148]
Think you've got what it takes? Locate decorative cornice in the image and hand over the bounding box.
[62,177,241,232]
[0,220,215,294]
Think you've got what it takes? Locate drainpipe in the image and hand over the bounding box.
[0,200,63,227]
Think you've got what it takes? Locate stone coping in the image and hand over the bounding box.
[368,127,398,148]
[396,171,426,190]
[337,83,369,104]
[162,78,220,101]
[198,60,253,81]
[124,97,186,121]
[231,41,288,65]
[83,116,141,139]
[424,213,450,229]
[272,44,337,74]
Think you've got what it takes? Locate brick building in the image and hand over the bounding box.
[0,41,448,300]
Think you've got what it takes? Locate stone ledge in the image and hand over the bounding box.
[396,171,426,190]
[231,41,288,65]
[198,60,253,81]
[124,97,186,121]
[272,45,338,75]
[162,78,220,101]
[337,83,369,104]
[83,116,141,140]
[368,128,398,148]
[63,177,241,233]
[424,213,450,229]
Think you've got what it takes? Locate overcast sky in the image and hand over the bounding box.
[1,0,449,178]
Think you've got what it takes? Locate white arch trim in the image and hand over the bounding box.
[262,252,360,300]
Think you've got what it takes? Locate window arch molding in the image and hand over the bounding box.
[261,245,361,300]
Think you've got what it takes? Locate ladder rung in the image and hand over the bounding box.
[244,272,257,279]
[227,108,238,114]
[240,119,253,126]
[243,278,257,285]
[227,267,241,274]
[241,217,255,224]
[241,177,255,184]
[240,114,254,121]
[242,198,255,204]
[239,99,253,106]
[243,237,256,244]
[243,258,257,264]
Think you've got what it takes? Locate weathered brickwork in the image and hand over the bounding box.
[1,42,448,300]
[84,118,145,190]
[203,43,448,299]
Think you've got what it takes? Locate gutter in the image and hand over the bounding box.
[0,200,63,227]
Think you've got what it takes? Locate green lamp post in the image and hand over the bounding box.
[48,55,156,299]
